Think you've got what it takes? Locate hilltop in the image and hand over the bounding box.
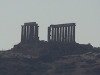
[0,42,100,75]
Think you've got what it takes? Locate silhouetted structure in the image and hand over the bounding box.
[21,22,39,43]
[20,22,76,44]
[48,23,75,43]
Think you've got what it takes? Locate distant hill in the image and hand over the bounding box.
[0,42,100,75]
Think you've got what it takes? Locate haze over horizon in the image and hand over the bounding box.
[0,0,100,50]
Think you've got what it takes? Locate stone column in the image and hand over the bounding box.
[68,26,70,42]
[29,25,34,41]
[52,26,54,41]
[26,25,29,42]
[64,27,66,42]
[70,26,73,42]
[24,25,27,42]
[35,25,39,40]
[62,27,64,42]
[60,27,62,42]
[54,27,56,41]
[48,27,50,42]
[21,25,24,43]
[57,27,59,41]
[73,25,75,42]
[29,25,31,41]
[65,26,67,42]
[71,26,73,42]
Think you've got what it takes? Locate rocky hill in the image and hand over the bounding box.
[0,42,100,75]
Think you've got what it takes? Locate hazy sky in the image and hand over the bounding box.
[0,0,100,50]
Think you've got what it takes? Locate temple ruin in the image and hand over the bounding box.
[48,23,76,43]
[21,22,39,43]
[20,22,75,43]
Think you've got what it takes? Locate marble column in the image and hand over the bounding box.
[24,25,27,42]
[73,25,75,42]
[60,27,62,42]
[35,25,38,38]
[48,27,50,42]
[62,27,64,42]
[65,26,67,42]
[68,26,70,42]
[64,27,65,42]
[29,25,34,41]
[21,25,24,42]
[57,27,59,41]
[26,25,29,42]
[70,26,73,42]
[52,27,54,41]
[36,25,39,41]
[54,27,56,41]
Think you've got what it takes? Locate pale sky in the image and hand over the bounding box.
[0,0,100,50]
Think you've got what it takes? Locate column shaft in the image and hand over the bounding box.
[73,25,75,42]
[65,26,67,42]
[52,27,54,41]
[60,27,62,42]
[24,25,27,42]
[35,25,38,37]
[26,25,29,42]
[54,27,56,41]
[35,25,39,41]
[48,27,50,42]
[29,25,34,41]
[68,26,70,42]
[57,27,59,41]
[70,26,73,42]
[21,25,24,42]
[62,27,64,42]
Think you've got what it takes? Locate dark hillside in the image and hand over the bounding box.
[0,42,100,75]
